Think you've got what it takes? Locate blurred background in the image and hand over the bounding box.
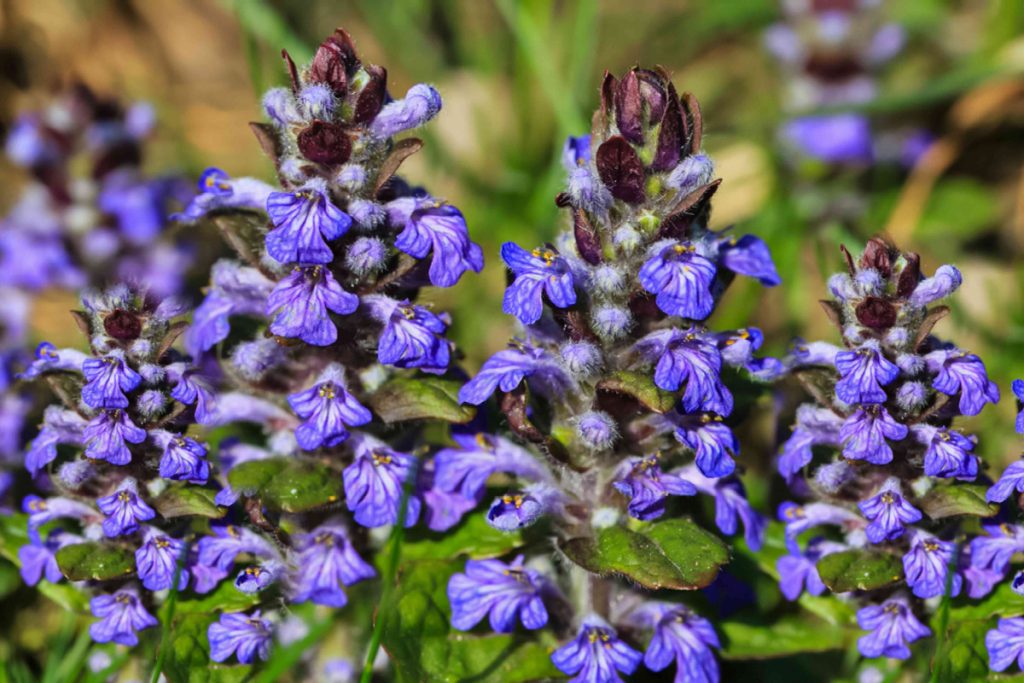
[0,0,1022,677]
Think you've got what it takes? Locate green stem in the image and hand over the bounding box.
[149,543,188,683]
[360,457,420,683]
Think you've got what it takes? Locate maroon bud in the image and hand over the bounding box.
[636,69,667,124]
[855,297,897,329]
[839,244,855,274]
[573,208,602,265]
[353,65,387,125]
[281,49,300,93]
[595,136,645,204]
[297,120,352,166]
[599,71,618,121]
[651,82,683,172]
[804,54,863,82]
[896,252,921,298]
[104,309,142,341]
[658,179,720,240]
[860,237,893,278]
[681,93,703,155]
[309,28,359,95]
[554,192,572,208]
[615,70,644,144]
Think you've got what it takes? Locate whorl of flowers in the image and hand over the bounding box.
[449,66,781,682]
[775,237,1003,662]
[764,0,929,166]
[162,28,484,663]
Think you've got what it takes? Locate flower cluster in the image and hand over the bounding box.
[163,28,484,663]
[764,0,928,166]
[17,287,217,647]
[775,237,1003,661]
[447,66,780,682]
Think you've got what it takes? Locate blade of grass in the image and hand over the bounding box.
[51,619,93,683]
[359,457,422,683]
[217,0,312,64]
[928,540,963,683]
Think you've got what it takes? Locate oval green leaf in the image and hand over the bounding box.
[369,376,476,424]
[56,542,136,582]
[920,484,998,520]
[816,549,903,593]
[596,370,676,414]
[228,458,343,513]
[560,517,729,590]
[154,486,225,519]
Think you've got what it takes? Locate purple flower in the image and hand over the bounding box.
[634,603,720,683]
[433,432,546,502]
[235,564,280,594]
[777,538,844,601]
[366,296,450,372]
[458,342,572,405]
[291,521,375,607]
[135,529,188,591]
[777,501,860,551]
[834,340,899,405]
[288,364,371,450]
[343,434,420,528]
[902,532,960,599]
[908,264,961,307]
[447,555,552,632]
[265,185,352,265]
[185,260,274,355]
[856,598,931,660]
[174,168,274,222]
[636,329,732,415]
[613,455,696,520]
[267,266,359,346]
[969,522,1024,575]
[783,115,873,164]
[927,351,1000,416]
[486,484,561,532]
[197,524,278,572]
[913,425,977,480]
[717,234,780,286]
[166,364,216,425]
[153,431,209,484]
[208,611,272,664]
[858,479,922,544]
[839,406,908,465]
[1013,379,1024,434]
[682,466,766,551]
[370,83,442,138]
[20,342,88,379]
[500,243,576,324]
[988,459,1024,503]
[81,351,142,410]
[22,495,94,529]
[638,242,717,320]
[97,480,156,537]
[551,615,642,683]
[25,407,86,476]
[988,618,1024,673]
[18,529,75,585]
[777,405,843,481]
[89,588,157,646]
[84,410,147,466]
[673,413,738,479]
[395,204,483,287]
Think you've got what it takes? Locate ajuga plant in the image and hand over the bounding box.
[158,27,484,675]
[775,237,1006,666]
[445,66,782,682]
[764,0,928,168]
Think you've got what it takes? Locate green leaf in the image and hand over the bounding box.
[560,517,729,590]
[173,580,261,615]
[596,370,676,414]
[378,559,564,683]
[55,542,136,582]
[720,615,850,660]
[930,618,991,683]
[401,513,523,562]
[816,549,903,593]
[161,612,252,683]
[153,486,225,519]
[228,458,343,513]
[947,583,1024,623]
[369,376,476,424]
[921,484,998,520]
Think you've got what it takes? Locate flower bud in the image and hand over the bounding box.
[231,339,287,381]
[369,84,442,138]
[263,88,301,127]
[136,390,168,419]
[592,305,633,341]
[575,410,618,450]
[560,342,603,378]
[345,237,389,276]
[666,154,714,194]
[298,84,335,120]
